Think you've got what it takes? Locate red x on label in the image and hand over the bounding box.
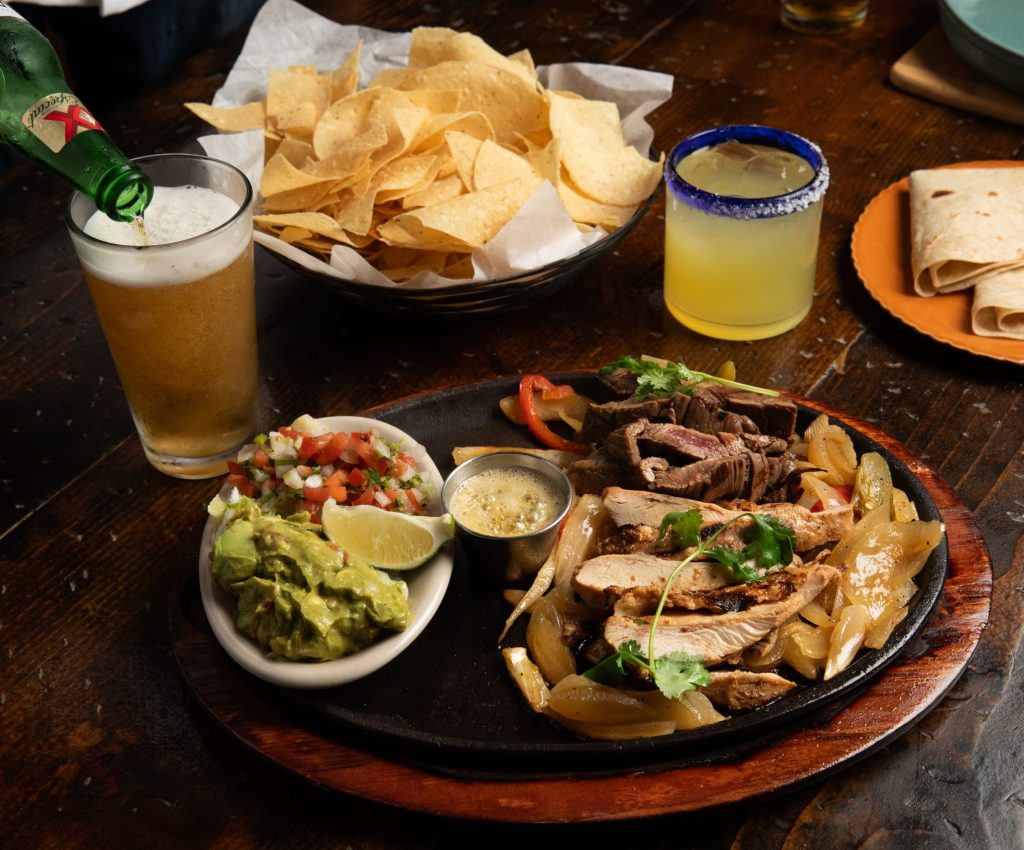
[44,104,103,143]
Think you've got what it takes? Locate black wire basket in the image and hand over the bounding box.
[260,168,661,316]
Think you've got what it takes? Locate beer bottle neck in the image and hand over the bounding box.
[94,161,153,222]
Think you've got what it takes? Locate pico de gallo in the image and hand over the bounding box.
[222,417,430,524]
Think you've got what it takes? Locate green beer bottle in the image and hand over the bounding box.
[0,1,151,220]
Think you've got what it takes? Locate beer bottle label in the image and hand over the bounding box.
[22,93,105,153]
[0,2,26,20]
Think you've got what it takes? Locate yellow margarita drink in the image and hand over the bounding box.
[664,126,829,341]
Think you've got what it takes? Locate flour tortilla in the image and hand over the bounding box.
[971,265,1024,338]
[909,168,1024,296]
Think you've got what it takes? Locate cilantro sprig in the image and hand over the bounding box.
[599,355,779,400]
[584,508,795,700]
[584,640,710,699]
[657,510,796,583]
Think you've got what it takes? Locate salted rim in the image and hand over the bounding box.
[664,124,830,220]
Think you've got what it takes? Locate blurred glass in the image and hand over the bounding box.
[781,0,869,34]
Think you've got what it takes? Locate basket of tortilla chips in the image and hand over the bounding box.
[186,7,667,314]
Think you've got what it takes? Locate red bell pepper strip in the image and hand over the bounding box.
[518,375,588,453]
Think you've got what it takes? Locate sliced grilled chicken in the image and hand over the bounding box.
[700,670,796,710]
[611,558,818,616]
[596,523,664,556]
[601,563,838,665]
[603,486,853,552]
[571,553,732,611]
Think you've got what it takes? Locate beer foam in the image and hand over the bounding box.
[78,185,249,287]
[84,185,236,245]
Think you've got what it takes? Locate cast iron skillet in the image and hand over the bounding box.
[274,374,948,773]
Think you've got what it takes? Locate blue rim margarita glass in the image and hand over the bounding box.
[662,124,830,341]
[664,124,829,219]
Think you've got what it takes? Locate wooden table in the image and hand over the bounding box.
[3,1,1022,846]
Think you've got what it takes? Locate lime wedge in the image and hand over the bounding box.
[321,503,455,570]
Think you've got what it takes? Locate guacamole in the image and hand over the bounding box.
[211,500,410,661]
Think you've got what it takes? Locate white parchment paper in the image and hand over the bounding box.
[198,0,673,289]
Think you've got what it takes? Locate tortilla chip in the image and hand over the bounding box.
[386,61,547,146]
[557,174,636,229]
[365,92,431,174]
[277,226,313,243]
[444,254,476,278]
[521,138,561,184]
[408,27,536,84]
[266,66,330,125]
[185,100,265,132]
[548,91,661,206]
[330,42,362,103]
[254,212,349,241]
[261,151,336,197]
[305,124,387,180]
[275,101,320,136]
[473,140,537,190]
[508,48,536,80]
[313,88,390,159]
[445,130,485,192]
[259,184,336,213]
[403,173,465,209]
[389,176,541,249]
[274,136,314,168]
[413,111,495,155]
[372,154,443,203]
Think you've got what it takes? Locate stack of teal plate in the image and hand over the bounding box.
[939,0,1024,93]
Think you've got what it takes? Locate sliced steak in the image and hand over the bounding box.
[572,553,731,611]
[601,563,838,664]
[582,376,797,444]
[566,447,631,495]
[603,487,853,552]
[636,422,731,464]
[597,367,640,397]
[637,456,669,487]
[700,670,796,710]
[578,397,671,445]
[604,420,646,468]
[748,452,772,501]
[651,454,749,502]
[700,384,798,439]
[669,389,756,436]
[737,433,790,455]
[653,451,793,503]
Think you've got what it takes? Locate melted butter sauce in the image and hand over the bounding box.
[449,466,563,537]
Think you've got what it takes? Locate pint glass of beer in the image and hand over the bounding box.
[65,154,259,479]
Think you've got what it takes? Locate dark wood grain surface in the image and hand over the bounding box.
[2,1,1022,847]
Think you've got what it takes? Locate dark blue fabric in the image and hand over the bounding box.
[1,0,265,169]
[17,0,267,109]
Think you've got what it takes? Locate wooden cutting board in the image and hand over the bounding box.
[890,25,1024,126]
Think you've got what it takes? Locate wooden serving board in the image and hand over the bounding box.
[890,25,1024,126]
[169,395,991,823]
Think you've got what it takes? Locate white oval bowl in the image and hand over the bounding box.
[198,415,453,689]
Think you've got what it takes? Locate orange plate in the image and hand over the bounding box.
[851,159,1024,365]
